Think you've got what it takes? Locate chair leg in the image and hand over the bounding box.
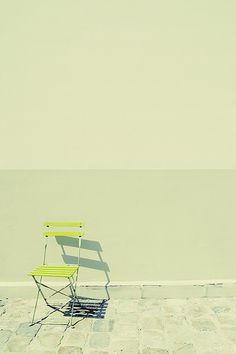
[70,296,76,326]
[31,276,46,325]
[68,277,78,326]
[31,287,40,325]
[30,276,51,325]
[31,275,80,327]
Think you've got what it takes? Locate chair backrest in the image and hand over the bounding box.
[42,222,84,266]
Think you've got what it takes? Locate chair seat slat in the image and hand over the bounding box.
[28,265,78,277]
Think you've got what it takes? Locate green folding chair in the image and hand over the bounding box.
[28,222,84,327]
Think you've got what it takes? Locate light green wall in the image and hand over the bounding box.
[0,1,236,168]
[1,170,236,283]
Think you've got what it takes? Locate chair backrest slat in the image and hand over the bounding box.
[43,222,83,267]
[44,222,83,227]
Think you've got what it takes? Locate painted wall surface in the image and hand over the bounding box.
[0,1,235,287]
[0,0,236,168]
[1,170,236,283]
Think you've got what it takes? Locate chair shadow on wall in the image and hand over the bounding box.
[56,237,110,320]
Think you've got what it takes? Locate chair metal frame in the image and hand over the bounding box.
[28,222,84,327]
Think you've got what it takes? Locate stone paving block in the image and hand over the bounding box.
[192,331,229,352]
[88,332,110,348]
[191,317,216,332]
[6,311,31,324]
[92,319,114,332]
[163,298,187,306]
[164,314,186,328]
[195,342,235,354]
[0,329,12,345]
[140,316,164,331]
[112,323,139,337]
[162,301,186,317]
[5,298,30,312]
[61,329,88,346]
[115,312,139,324]
[104,307,117,319]
[217,314,236,326]
[1,352,54,354]
[184,300,212,318]
[171,343,197,354]
[5,334,32,352]
[72,318,94,332]
[58,346,83,354]
[166,325,195,345]
[110,338,139,352]
[85,351,109,354]
[28,351,57,354]
[211,304,232,314]
[162,300,185,317]
[0,319,22,332]
[26,336,47,352]
[117,300,139,313]
[142,348,169,354]
[40,324,67,333]
[221,326,236,344]
[37,332,63,348]
[16,322,41,337]
[139,298,162,307]
[140,309,163,318]
[109,300,120,306]
[141,330,166,347]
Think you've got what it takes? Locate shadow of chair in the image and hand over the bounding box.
[55,236,110,321]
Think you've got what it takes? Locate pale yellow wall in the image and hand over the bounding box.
[1,170,236,282]
[0,0,236,168]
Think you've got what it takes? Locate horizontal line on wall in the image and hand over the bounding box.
[1,279,236,287]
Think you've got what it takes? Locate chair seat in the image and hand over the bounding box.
[28,265,78,278]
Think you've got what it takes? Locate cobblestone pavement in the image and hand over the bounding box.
[1,296,236,353]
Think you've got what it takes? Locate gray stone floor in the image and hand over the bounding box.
[1,296,236,353]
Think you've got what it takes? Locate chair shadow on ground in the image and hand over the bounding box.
[55,237,110,322]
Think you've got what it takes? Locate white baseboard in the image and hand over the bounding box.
[1,279,236,287]
[1,280,236,299]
